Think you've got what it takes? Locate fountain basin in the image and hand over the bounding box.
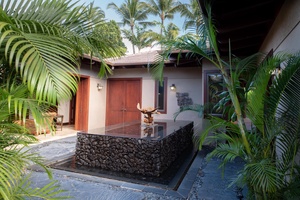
[75,120,193,177]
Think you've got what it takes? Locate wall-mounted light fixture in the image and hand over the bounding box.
[170,84,176,91]
[97,83,103,91]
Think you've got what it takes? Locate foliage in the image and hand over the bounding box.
[90,20,127,57]
[107,0,151,54]
[151,2,300,199]
[180,0,204,34]
[122,25,153,52]
[203,53,300,200]
[164,23,180,40]
[142,0,184,36]
[212,54,260,121]
[0,0,122,98]
[141,22,180,50]
[0,82,69,199]
[0,0,125,199]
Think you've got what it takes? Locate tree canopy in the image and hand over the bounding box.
[107,0,202,53]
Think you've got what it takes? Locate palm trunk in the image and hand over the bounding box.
[218,62,252,157]
[131,25,135,54]
[160,15,164,50]
[160,18,163,36]
[229,86,251,156]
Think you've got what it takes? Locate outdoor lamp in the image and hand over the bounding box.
[170,84,176,91]
[97,83,103,91]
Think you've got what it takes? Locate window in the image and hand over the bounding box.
[155,78,167,113]
[204,71,224,117]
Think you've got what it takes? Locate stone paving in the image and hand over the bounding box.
[26,127,246,200]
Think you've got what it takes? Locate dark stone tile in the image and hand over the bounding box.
[178,178,194,190]
[165,190,185,198]
[142,186,166,195]
[121,182,145,191]
[176,187,190,197]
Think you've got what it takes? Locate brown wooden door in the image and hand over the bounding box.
[106,78,141,126]
[75,77,90,131]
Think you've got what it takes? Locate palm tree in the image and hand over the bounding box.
[107,0,150,54]
[153,4,251,156]
[122,25,153,52]
[141,22,180,50]
[164,22,180,40]
[0,0,124,198]
[142,0,184,36]
[152,3,300,199]
[195,52,300,200]
[180,0,204,34]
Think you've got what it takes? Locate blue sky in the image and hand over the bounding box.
[74,0,190,34]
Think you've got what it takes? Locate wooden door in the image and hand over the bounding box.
[75,76,90,131]
[106,78,142,126]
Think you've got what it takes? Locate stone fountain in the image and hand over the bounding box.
[75,104,194,177]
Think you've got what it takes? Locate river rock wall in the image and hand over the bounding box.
[75,122,193,177]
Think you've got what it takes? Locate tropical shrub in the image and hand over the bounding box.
[0,83,69,199]
[152,3,300,199]
[0,0,124,199]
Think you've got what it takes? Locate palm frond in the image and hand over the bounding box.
[151,49,170,82]
[208,142,244,168]
[13,176,70,200]
[246,55,283,133]
[267,52,300,119]
[0,148,67,199]
[246,159,284,194]
[282,166,300,200]
[202,3,219,59]
[173,104,204,120]
[0,22,79,103]
[196,116,240,149]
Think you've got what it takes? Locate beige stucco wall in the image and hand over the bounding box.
[108,67,203,129]
[58,65,107,130]
[79,66,107,130]
[57,101,70,123]
[58,65,203,130]
[260,0,300,55]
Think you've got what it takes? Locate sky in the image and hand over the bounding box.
[74,0,191,54]
[75,0,190,33]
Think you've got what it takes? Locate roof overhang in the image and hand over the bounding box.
[90,50,202,69]
[198,0,286,57]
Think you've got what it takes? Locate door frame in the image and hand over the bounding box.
[74,75,90,131]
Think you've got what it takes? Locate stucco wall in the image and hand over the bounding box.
[260,0,300,54]
[58,65,107,130]
[79,66,107,130]
[109,67,203,130]
[58,64,203,131]
[88,77,107,129]
[57,101,70,123]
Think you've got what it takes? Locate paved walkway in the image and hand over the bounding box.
[27,126,245,200]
